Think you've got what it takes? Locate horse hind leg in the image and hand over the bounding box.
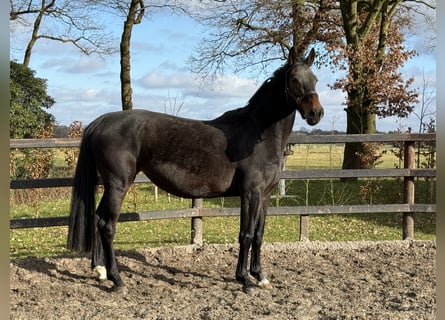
[91,206,107,282]
[93,182,132,294]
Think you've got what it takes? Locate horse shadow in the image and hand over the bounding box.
[11,253,89,283]
[12,249,237,293]
[116,249,238,289]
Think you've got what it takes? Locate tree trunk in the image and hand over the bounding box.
[23,1,54,67]
[291,0,306,55]
[342,89,376,173]
[120,0,144,111]
[120,20,133,110]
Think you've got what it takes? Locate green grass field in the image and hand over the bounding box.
[10,143,436,258]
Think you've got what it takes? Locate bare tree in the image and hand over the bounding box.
[10,0,117,67]
[106,0,188,110]
[189,0,435,171]
[94,0,186,110]
[188,0,340,83]
[164,91,184,116]
[402,0,436,52]
[413,71,436,134]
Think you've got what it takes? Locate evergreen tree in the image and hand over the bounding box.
[10,60,55,138]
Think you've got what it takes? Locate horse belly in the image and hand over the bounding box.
[144,160,235,199]
[135,115,237,198]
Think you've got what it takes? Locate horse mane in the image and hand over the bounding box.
[246,64,284,106]
[247,55,308,107]
[211,59,300,122]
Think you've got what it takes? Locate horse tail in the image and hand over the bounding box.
[67,123,98,253]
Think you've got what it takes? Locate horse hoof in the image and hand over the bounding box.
[243,283,259,295]
[258,278,272,290]
[111,285,128,295]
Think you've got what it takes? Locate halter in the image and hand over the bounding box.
[285,87,318,107]
[284,63,317,109]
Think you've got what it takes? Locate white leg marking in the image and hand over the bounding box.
[93,265,107,281]
[258,278,272,289]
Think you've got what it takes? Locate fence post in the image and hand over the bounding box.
[299,215,309,241]
[280,146,294,197]
[191,198,203,245]
[403,140,415,240]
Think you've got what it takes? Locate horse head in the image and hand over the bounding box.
[285,47,324,126]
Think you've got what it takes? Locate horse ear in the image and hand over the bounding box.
[288,46,298,64]
[305,48,316,66]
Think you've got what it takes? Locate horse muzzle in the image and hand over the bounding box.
[301,94,324,126]
[305,107,324,126]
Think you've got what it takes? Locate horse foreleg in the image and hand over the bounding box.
[236,191,261,293]
[250,200,272,290]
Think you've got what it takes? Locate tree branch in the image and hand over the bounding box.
[359,0,385,38]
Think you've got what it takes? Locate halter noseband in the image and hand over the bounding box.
[284,64,317,108]
[285,88,318,107]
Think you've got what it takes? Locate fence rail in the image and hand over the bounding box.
[10,133,436,242]
[9,132,436,149]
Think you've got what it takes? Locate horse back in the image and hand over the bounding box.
[86,109,238,198]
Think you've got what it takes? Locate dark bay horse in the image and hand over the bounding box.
[67,47,323,294]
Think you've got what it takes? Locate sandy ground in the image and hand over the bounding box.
[10,240,435,320]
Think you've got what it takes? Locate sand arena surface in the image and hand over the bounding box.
[11,240,435,319]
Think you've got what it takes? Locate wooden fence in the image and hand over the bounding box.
[10,133,436,243]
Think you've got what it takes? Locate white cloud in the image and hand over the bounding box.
[207,74,259,98]
[138,69,194,90]
[39,56,106,74]
[63,56,107,74]
[136,64,259,100]
[48,86,121,125]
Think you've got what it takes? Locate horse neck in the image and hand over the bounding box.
[266,109,296,153]
[247,69,296,142]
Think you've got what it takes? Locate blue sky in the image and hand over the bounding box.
[10,8,436,133]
